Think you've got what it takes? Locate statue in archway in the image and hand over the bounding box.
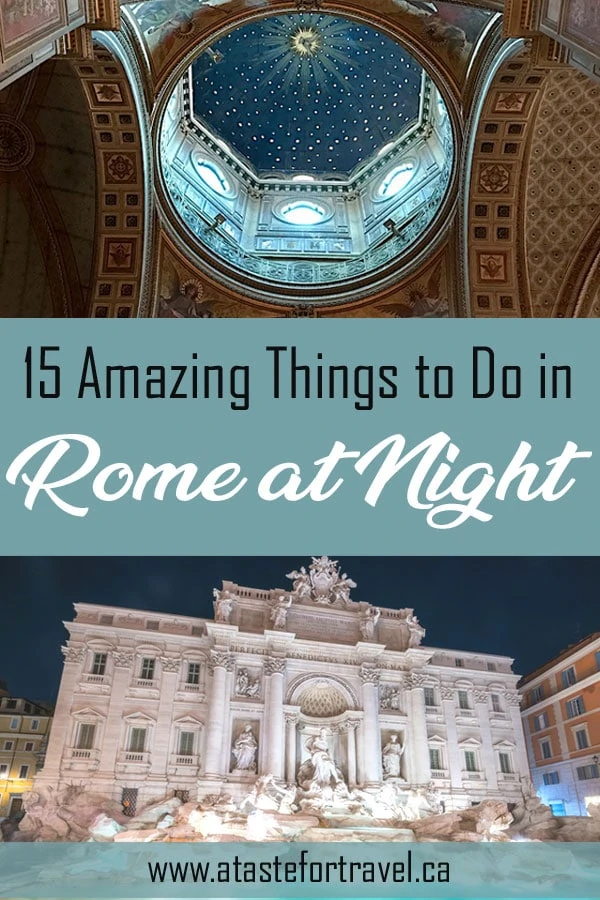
[382,734,406,779]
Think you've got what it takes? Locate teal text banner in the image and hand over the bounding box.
[0,842,599,898]
[0,319,597,555]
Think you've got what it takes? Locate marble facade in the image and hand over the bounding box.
[35,558,530,813]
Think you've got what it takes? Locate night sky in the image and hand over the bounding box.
[2,557,598,705]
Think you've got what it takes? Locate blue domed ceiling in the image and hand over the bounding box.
[191,14,425,176]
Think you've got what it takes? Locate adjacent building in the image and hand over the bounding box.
[520,633,600,816]
[36,559,530,816]
[0,686,53,818]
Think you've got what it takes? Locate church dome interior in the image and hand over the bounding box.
[0,0,599,317]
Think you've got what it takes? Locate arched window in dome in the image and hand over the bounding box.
[377,163,415,199]
[196,161,230,195]
[280,201,327,226]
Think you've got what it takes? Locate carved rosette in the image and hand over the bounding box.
[265,657,286,676]
[0,116,35,172]
[505,691,522,707]
[439,685,455,701]
[473,689,488,705]
[113,651,134,668]
[359,664,380,685]
[61,645,86,664]
[209,650,234,673]
[160,657,181,674]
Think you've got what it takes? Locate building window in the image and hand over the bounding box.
[30,720,39,731]
[129,727,147,753]
[454,658,465,668]
[92,653,107,676]
[458,690,470,710]
[429,747,442,770]
[77,723,96,750]
[6,699,17,709]
[18,765,29,779]
[178,732,195,756]
[140,658,155,681]
[574,728,589,750]
[464,750,477,772]
[596,650,600,671]
[534,712,549,731]
[566,696,585,718]
[561,666,577,688]
[377,163,415,198]
[540,738,552,760]
[0,764,7,777]
[10,718,18,730]
[549,801,566,816]
[196,161,230,196]
[4,741,14,751]
[576,764,599,781]
[491,694,502,713]
[280,201,327,226]
[424,687,435,707]
[24,742,34,752]
[543,772,560,785]
[186,663,200,685]
[530,685,544,704]
[498,752,512,774]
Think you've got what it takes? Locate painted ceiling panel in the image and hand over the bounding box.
[191,14,424,175]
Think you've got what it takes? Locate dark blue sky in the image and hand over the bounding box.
[1,557,597,704]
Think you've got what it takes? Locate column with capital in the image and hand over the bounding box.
[407,673,431,785]
[344,720,359,787]
[474,689,498,791]
[264,657,286,780]
[203,650,233,777]
[506,691,528,779]
[284,712,298,785]
[440,684,463,793]
[97,649,136,779]
[150,657,182,779]
[36,644,87,788]
[359,664,382,786]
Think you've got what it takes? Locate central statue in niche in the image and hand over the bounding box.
[297,728,347,798]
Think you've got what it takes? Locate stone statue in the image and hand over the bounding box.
[359,606,380,641]
[232,724,258,772]
[407,613,426,647]
[235,668,260,697]
[297,728,346,795]
[285,566,312,600]
[213,588,234,623]
[286,558,357,606]
[382,734,405,778]
[270,595,292,630]
[333,572,357,606]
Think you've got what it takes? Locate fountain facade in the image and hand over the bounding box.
[28,558,531,833]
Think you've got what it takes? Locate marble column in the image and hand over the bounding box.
[407,674,431,785]
[345,720,359,787]
[264,657,286,780]
[284,713,298,785]
[506,691,529,778]
[203,650,233,777]
[474,689,498,791]
[97,650,136,778]
[359,664,382,786]
[37,644,88,786]
[441,685,463,792]
[150,657,181,779]
[356,721,366,786]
